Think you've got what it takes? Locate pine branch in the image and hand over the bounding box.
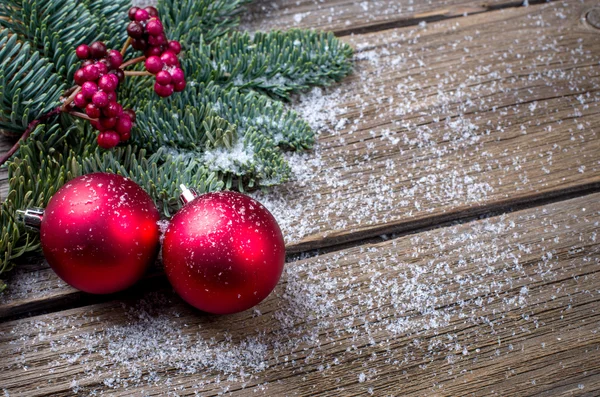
[0,0,130,81]
[183,30,354,100]
[0,29,65,134]
[158,0,252,44]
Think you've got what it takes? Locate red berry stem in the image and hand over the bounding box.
[120,37,132,57]
[120,56,146,69]
[0,107,62,167]
[67,110,98,122]
[124,70,152,76]
[61,86,82,111]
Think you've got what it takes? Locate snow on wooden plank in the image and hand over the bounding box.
[0,192,598,395]
[243,0,535,34]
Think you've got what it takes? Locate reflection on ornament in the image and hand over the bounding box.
[162,185,286,314]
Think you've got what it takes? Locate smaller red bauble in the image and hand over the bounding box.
[21,173,161,294]
[162,186,286,314]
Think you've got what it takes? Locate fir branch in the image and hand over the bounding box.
[183,30,354,100]
[158,0,252,44]
[0,0,130,80]
[0,29,65,134]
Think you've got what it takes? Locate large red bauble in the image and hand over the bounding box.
[40,173,160,294]
[162,191,285,314]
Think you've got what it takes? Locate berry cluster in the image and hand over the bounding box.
[127,6,186,97]
[72,41,135,149]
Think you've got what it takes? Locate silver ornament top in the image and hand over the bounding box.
[17,208,44,230]
[179,184,198,206]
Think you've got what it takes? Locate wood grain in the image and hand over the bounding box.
[1,192,598,396]
[256,0,600,252]
[3,1,600,318]
[242,0,542,35]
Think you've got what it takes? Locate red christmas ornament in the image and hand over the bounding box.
[18,173,160,294]
[162,186,286,314]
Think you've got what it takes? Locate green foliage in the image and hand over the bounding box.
[0,0,130,80]
[0,30,64,133]
[184,30,354,99]
[0,0,353,289]
[158,0,253,44]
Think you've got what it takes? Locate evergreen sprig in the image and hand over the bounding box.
[0,0,353,290]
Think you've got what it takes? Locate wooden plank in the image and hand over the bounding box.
[254,0,600,251]
[242,0,539,35]
[3,1,600,318]
[0,192,598,396]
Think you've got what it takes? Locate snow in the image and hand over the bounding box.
[249,2,600,246]
[2,1,600,395]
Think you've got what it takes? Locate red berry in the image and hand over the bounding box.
[127,21,144,39]
[174,80,186,92]
[145,56,164,74]
[76,44,90,60]
[148,35,165,47]
[81,81,98,98]
[123,109,136,123]
[97,132,120,149]
[145,6,159,17]
[119,130,131,142]
[92,91,109,108]
[73,92,88,108]
[85,103,101,118]
[97,60,110,75]
[116,116,133,135]
[131,38,148,51]
[170,68,185,84]
[90,120,103,131]
[98,74,118,92]
[168,41,181,55]
[112,69,125,84]
[106,91,117,103]
[146,18,163,36]
[107,50,123,69]
[104,102,123,118]
[128,7,140,21]
[144,46,163,57]
[89,41,107,59]
[160,51,178,67]
[82,64,100,81]
[154,82,174,97]
[100,117,117,129]
[74,69,86,85]
[81,60,94,68]
[135,8,149,21]
[156,70,172,85]
[109,73,120,87]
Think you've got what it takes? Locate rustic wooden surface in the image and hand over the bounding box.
[1,193,599,396]
[1,0,600,396]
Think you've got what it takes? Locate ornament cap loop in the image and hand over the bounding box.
[17,208,44,230]
[179,184,198,206]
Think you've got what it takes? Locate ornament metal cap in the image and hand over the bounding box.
[179,184,198,206]
[16,208,44,230]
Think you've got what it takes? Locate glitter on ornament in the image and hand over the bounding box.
[18,173,161,294]
[162,185,286,314]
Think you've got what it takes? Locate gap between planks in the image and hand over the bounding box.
[243,0,556,36]
[1,182,599,322]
